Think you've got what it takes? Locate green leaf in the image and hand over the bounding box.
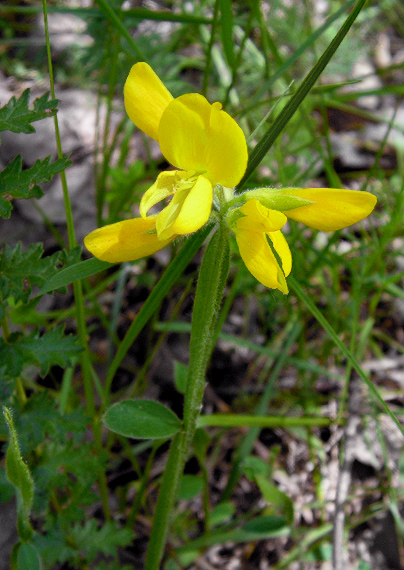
[0,154,71,218]
[70,520,133,560]
[33,520,132,566]
[176,515,288,553]
[0,243,57,304]
[178,475,203,501]
[254,474,294,525]
[17,543,41,570]
[0,326,82,377]
[103,399,182,440]
[210,501,236,526]
[0,243,81,311]
[173,360,188,394]
[220,0,235,69]
[238,0,367,188]
[3,407,35,542]
[39,256,114,294]
[0,89,58,134]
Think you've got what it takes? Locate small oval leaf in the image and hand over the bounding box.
[178,474,203,501]
[17,543,41,570]
[103,399,182,439]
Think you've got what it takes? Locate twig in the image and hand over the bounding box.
[332,377,362,570]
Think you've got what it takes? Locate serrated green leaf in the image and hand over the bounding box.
[33,519,133,566]
[8,393,88,459]
[0,89,58,134]
[104,399,182,439]
[0,327,82,377]
[0,243,80,308]
[3,408,34,543]
[70,520,133,560]
[0,154,71,218]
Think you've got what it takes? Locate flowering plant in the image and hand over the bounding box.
[84,65,377,568]
[85,63,376,294]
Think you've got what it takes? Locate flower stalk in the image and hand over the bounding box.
[144,218,230,570]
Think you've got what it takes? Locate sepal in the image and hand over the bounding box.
[245,188,314,211]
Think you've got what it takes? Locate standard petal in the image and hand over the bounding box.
[124,62,173,141]
[235,228,288,294]
[280,188,377,231]
[158,94,248,187]
[236,199,287,233]
[84,216,173,262]
[156,175,213,240]
[140,170,184,218]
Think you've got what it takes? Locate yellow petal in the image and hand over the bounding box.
[140,170,185,219]
[236,199,287,233]
[156,175,213,240]
[235,227,288,294]
[158,94,248,187]
[280,188,377,231]
[124,62,173,141]
[268,230,292,277]
[171,175,213,234]
[84,216,173,262]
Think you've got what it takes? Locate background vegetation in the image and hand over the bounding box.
[0,0,404,568]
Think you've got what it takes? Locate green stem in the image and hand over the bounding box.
[42,0,95,418]
[144,221,230,570]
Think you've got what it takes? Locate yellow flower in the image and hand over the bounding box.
[231,188,377,294]
[84,62,248,262]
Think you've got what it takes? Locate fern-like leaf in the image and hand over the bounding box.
[0,89,58,134]
[0,154,71,218]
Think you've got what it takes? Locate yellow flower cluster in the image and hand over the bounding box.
[84,63,377,294]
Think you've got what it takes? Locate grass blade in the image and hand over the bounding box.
[220,0,235,69]
[238,0,367,188]
[289,276,404,439]
[94,0,145,60]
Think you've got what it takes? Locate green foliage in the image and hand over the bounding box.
[0,154,72,218]
[33,521,133,567]
[0,326,82,378]
[0,89,58,135]
[0,243,77,305]
[14,543,41,570]
[0,242,81,327]
[104,399,182,439]
[2,393,88,454]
